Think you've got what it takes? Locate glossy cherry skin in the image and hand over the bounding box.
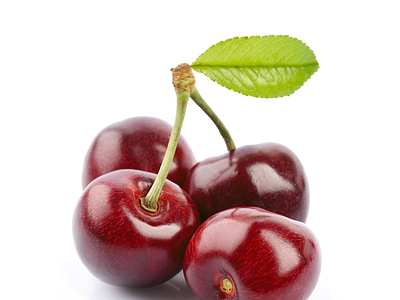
[183,206,321,300]
[73,169,200,287]
[82,116,196,189]
[184,143,309,222]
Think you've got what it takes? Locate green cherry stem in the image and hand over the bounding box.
[141,64,194,212]
[190,86,236,151]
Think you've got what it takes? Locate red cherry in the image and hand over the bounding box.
[73,169,200,287]
[82,116,196,188]
[183,206,321,300]
[184,143,309,222]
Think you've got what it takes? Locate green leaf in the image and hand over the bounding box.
[191,35,319,98]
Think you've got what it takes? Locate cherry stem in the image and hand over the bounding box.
[141,64,194,212]
[190,86,236,151]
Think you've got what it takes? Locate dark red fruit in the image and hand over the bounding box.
[184,143,309,222]
[183,206,321,300]
[73,169,200,287]
[82,116,196,188]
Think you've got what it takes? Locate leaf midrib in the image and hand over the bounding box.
[191,63,319,68]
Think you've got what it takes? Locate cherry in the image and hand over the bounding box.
[183,87,309,223]
[183,142,309,222]
[82,116,196,189]
[183,206,321,300]
[73,169,200,287]
[73,64,200,287]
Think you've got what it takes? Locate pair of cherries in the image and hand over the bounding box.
[73,64,321,300]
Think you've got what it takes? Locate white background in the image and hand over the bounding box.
[1,1,399,299]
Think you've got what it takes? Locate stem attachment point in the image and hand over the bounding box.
[140,197,158,213]
[220,278,233,294]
